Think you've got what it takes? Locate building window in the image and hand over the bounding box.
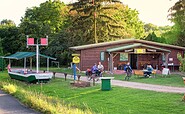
[100,51,105,61]
[162,53,165,62]
[120,53,128,61]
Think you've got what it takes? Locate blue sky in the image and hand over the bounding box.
[0,0,178,26]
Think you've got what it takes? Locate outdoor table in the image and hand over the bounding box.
[99,77,114,91]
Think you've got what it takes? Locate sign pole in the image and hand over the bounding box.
[73,63,76,80]
[36,43,39,73]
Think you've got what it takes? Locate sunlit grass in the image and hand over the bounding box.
[0,71,185,114]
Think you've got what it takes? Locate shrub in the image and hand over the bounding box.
[2,83,17,94]
[177,53,185,72]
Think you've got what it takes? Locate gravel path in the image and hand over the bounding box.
[55,73,185,94]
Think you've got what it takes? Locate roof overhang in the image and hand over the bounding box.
[3,52,56,60]
[106,43,171,53]
[69,39,185,51]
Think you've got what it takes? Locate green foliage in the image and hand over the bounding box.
[143,32,166,43]
[0,58,6,71]
[177,52,185,72]
[0,38,3,55]
[68,0,145,43]
[20,0,68,35]
[0,20,20,54]
[168,0,185,46]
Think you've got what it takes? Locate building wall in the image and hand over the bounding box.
[78,42,184,71]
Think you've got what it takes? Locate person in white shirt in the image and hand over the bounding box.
[97,62,104,76]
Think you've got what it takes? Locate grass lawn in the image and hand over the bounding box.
[0,71,185,114]
[105,73,185,87]
[39,67,185,87]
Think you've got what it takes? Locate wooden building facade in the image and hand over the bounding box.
[69,39,185,72]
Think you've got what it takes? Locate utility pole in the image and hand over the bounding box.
[92,0,97,43]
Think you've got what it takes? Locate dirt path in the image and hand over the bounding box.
[0,90,40,114]
[55,73,185,94]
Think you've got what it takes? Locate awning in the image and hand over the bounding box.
[106,43,171,53]
[4,52,56,60]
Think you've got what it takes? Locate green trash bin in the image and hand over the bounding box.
[100,77,114,91]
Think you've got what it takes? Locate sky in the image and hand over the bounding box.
[0,0,178,26]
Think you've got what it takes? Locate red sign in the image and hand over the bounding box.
[40,38,48,46]
[27,38,34,45]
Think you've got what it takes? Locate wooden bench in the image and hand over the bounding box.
[134,70,144,76]
[134,70,157,78]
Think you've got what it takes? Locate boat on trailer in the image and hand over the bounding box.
[4,37,56,83]
[8,70,53,83]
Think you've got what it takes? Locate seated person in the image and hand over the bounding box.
[91,63,98,75]
[144,65,153,77]
[85,68,92,76]
[97,62,104,77]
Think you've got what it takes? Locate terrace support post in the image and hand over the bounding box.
[24,58,26,70]
[53,72,56,79]
[92,75,95,86]
[47,58,49,72]
[30,57,32,70]
[165,53,170,68]
[64,73,67,81]
[109,53,113,74]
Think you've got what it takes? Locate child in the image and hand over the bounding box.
[124,62,132,81]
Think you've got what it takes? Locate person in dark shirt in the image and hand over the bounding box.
[144,65,153,77]
[124,62,132,81]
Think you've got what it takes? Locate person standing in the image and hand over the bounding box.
[124,62,132,81]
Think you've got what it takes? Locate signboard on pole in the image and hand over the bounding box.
[40,38,48,46]
[27,38,35,46]
[72,56,80,63]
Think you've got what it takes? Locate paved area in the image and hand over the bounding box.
[0,90,39,114]
[55,73,185,94]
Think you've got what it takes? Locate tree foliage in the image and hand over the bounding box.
[177,52,185,72]
[0,20,19,55]
[168,0,185,46]
[68,0,144,44]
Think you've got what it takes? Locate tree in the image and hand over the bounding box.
[0,38,3,56]
[19,0,68,37]
[18,0,69,55]
[68,0,144,44]
[177,52,185,72]
[0,20,20,54]
[168,0,185,46]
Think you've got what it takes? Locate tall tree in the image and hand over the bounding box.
[0,38,3,55]
[19,0,68,37]
[0,20,19,54]
[18,0,69,54]
[168,0,185,46]
[68,0,144,44]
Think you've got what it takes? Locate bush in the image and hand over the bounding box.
[177,53,185,72]
[2,83,17,94]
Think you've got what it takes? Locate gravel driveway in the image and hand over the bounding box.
[56,73,185,94]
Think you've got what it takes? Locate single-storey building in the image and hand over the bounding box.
[69,39,185,73]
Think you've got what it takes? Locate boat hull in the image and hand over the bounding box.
[8,71,53,83]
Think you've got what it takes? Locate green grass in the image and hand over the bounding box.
[0,71,185,114]
[39,67,185,87]
[104,73,185,87]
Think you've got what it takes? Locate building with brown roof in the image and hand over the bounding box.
[70,39,185,73]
